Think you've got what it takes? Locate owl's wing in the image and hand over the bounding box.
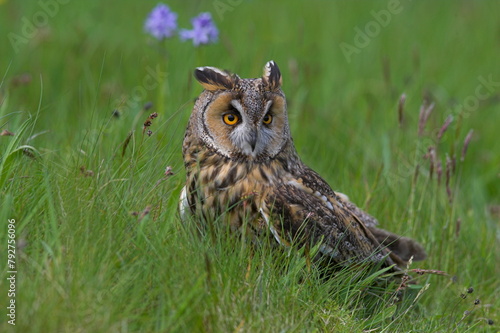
[259,175,404,270]
[334,191,379,228]
[286,166,426,263]
[295,166,382,227]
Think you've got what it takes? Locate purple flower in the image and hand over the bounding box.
[180,12,219,46]
[144,4,178,40]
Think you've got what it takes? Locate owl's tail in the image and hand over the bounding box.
[368,227,427,263]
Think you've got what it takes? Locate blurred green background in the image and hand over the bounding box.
[1,0,499,332]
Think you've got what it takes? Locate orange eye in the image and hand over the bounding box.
[263,114,273,124]
[223,113,239,125]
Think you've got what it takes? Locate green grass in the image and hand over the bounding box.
[1,0,499,331]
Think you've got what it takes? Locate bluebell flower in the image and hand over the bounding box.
[144,4,178,40]
[180,12,219,46]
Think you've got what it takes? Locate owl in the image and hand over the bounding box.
[180,61,426,272]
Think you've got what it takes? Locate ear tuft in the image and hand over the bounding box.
[262,60,282,91]
[194,66,239,91]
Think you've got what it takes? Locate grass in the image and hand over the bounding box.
[1,0,499,331]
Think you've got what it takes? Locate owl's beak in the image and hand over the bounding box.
[248,130,258,152]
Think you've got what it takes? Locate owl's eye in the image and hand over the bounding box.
[223,113,239,125]
[263,114,273,125]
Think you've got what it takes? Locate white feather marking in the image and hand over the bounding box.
[334,192,348,208]
[264,62,272,78]
[260,208,285,246]
[336,192,350,201]
[196,66,228,77]
[264,100,273,114]
[287,179,302,187]
[265,60,275,74]
[313,191,334,210]
[179,186,189,221]
[288,180,337,210]
[269,226,284,245]
[230,99,244,113]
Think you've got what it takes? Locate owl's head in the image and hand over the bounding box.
[188,61,290,162]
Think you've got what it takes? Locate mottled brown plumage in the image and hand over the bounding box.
[180,61,426,272]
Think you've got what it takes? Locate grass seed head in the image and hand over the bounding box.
[1,129,15,136]
[436,161,443,185]
[437,115,453,141]
[164,166,174,177]
[461,129,474,162]
[418,102,435,136]
[398,93,406,127]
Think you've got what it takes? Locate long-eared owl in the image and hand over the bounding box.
[180,61,426,271]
